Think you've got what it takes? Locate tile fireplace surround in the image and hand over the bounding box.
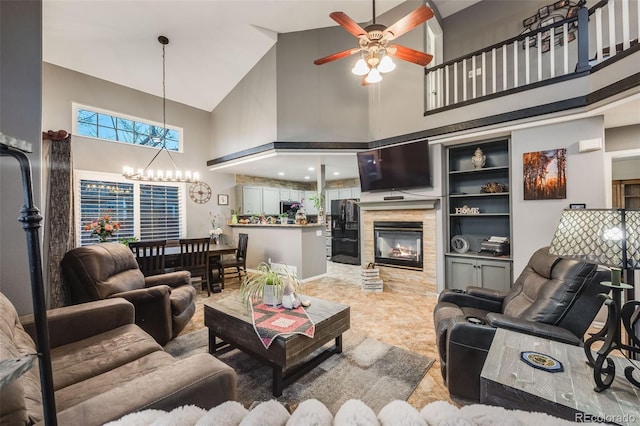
[360,199,438,294]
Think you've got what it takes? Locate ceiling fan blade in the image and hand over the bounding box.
[330,12,368,38]
[383,5,434,40]
[314,48,360,65]
[387,44,433,66]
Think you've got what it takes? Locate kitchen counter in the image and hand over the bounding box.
[229,223,324,228]
[229,223,327,280]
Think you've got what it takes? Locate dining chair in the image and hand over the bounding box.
[219,233,248,288]
[129,240,167,277]
[179,238,211,296]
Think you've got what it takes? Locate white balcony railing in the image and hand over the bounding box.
[425,0,639,113]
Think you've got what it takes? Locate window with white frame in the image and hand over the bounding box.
[72,103,182,151]
[76,171,185,246]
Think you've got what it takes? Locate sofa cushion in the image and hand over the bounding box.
[52,323,162,390]
[55,350,174,411]
[169,285,197,316]
[0,292,43,424]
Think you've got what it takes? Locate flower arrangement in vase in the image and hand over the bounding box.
[85,214,121,243]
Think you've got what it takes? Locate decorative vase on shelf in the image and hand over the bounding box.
[231,214,238,224]
[295,209,307,225]
[471,147,486,169]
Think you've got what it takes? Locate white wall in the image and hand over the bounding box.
[0,0,42,314]
[42,63,236,238]
[511,116,606,274]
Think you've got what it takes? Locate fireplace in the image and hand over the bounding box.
[374,221,423,270]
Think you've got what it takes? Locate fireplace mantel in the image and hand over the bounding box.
[358,198,439,211]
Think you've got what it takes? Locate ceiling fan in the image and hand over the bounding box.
[314,0,434,85]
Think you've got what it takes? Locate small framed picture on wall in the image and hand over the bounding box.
[217,194,229,205]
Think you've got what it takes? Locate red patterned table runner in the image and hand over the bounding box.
[251,303,315,349]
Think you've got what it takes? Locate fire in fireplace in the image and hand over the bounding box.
[374,221,423,270]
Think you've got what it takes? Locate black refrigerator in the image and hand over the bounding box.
[331,199,360,265]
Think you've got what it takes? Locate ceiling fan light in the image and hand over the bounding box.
[365,68,382,84]
[378,55,396,73]
[351,58,369,76]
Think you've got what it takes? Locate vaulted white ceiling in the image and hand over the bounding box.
[43,0,479,112]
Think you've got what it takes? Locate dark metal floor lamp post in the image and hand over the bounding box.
[0,134,57,425]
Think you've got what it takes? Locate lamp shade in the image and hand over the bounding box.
[549,208,640,269]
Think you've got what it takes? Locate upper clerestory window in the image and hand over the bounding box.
[72,103,182,152]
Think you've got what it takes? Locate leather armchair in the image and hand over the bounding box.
[61,242,196,345]
[434,246,609,401]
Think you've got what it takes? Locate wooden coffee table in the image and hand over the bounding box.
[204,295,350,396]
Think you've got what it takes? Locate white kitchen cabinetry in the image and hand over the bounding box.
[304,191,318,215]
[242,186,262,215]
[289,189,301,203]
[262,187,280,215]
[279,188,290,201]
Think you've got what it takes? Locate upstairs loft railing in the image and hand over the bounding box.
[424,0,639,114]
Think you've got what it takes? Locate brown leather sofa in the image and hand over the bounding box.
[61,242,195,345]
[434,246,608,401]
[0,293,236,425]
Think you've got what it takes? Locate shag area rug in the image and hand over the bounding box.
[107,399,584,426]
[164,329,434,414]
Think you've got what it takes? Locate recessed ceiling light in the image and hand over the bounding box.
[308,167,315,171]
[304,176,310,180]
[333,172,340,176]
[278,172,285,176]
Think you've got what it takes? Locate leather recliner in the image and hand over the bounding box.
[434,246,609,401]
[61,242,196,345]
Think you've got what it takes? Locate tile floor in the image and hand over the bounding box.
[180,261,453,407]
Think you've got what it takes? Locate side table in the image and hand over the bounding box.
[480,328,639,425]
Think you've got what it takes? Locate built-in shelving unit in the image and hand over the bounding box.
[445,139,513,292]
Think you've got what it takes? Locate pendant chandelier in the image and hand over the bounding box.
[122,35,200,183]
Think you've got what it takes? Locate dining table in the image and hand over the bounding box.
[164,243,238,291]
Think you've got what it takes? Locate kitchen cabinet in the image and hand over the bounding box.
[446,256,512,293]
[279,188,290,201]
[289,189,301,203]
[338,188,353,199]
[304,191,319,215]
[445,139,512,291]
[262,187,280,215]
[242,186,262,215]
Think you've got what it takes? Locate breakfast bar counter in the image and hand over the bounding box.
[229,223,326,280]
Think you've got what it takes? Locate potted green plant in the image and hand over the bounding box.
[240,262,301,307]
[308,192,326,224]
[278,213,288,224]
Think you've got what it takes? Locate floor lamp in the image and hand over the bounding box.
[549,208,640,391]
[0,133,57,424]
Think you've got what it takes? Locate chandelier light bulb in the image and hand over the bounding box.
[193,172,200,181]
[166,170,173,180]
[156,170,164,179]
[365,68,383,84]
[351,58,369,76]
[378,55,396,73]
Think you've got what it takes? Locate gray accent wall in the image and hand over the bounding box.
[511,116,606,275]
[42,63,236,241]
[210,46,278,158]
[0,0,42,314]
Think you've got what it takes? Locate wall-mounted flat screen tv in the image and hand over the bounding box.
[357,140,431,192]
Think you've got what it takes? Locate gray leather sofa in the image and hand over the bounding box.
[0,292,236,425]
[434,246,608,401]
[61,242,195,345]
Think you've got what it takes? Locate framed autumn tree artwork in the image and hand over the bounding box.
[523,148,567,200]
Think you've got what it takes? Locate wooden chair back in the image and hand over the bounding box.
[129,240,167,276]
[178,238,211,295]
